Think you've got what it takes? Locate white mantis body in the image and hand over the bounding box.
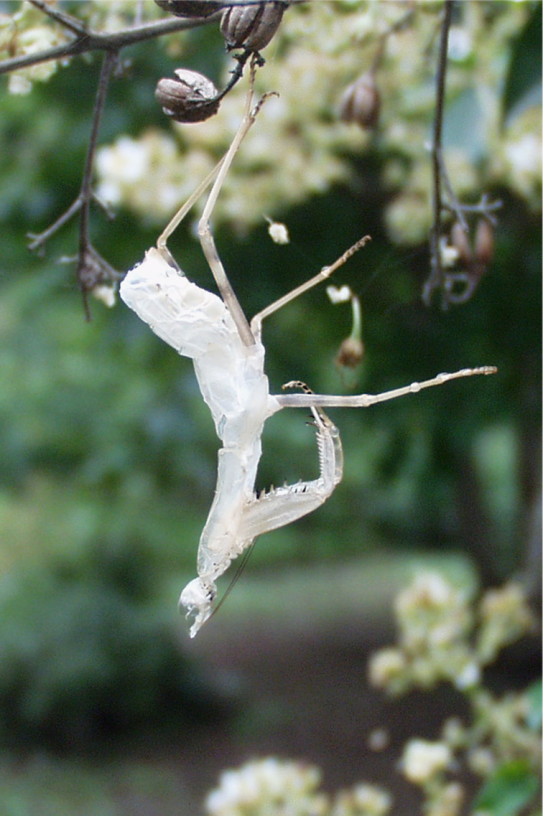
[120,75,496,637]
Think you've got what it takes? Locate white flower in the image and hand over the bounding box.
[439,238,460,269]
[448,27,473,61]
[205,757,326,816]
[8,74,32,95]
[267,220,290,245]
[402,740,452,784]
[327,285,353,305]
[454,660,480,690]
[91,285,116,308]
[368,648,407,689]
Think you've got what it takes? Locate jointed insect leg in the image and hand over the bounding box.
[198,57,277,347]
[274,366,498,409]
[156,55,274,348]
[250,236,371,340]
[238,382,343,542]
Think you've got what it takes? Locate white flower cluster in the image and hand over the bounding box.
[368,574,539,815]
[369,574,534,695]
[331,783,391,816]
[477,582,536,664]
[205,758,391,816]
[92,1,539,242]
[96,131,216,222]
[0,4,68,94]
[205,758,327,816]
[3,3,539,241]
[369,573,479,693]
[0,2,161,94]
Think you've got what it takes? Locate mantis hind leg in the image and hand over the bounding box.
[238,383,343,541]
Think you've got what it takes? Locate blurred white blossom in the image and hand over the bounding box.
[267,220,290,245]
[205,758,328,816]
[96,131,216,221]
[331,783,391,816]
[402,739,452,784]
[477,582,535,664]
[89,2,538,243]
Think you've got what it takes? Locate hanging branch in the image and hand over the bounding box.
[76,53,122,320]
[0,12,218,77]
[0,0,296,77]
[28,51,120,321]
[4,1,288,317]
[422,0,502,309]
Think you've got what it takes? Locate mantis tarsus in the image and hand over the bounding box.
[120,71,496,637]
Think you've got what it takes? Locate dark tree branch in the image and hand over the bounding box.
[0,14,219,76]
[422,0,502,309]
[6,0,289,316]
[76,52,122,320]
[13,0,286,317]
[422,0,453,309]
[0,0,299,77]
[26,0,89,36]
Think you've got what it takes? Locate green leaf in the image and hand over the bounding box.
[473,760,540,816]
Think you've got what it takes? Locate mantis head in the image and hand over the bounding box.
[179,577,217,638]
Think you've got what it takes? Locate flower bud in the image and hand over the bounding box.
[339,71,380,130]
[450,220,472,265]
[336,336,364,369]
[155,69,220,123]
[474,219,494,267]
[154,0,223,17]
[220,2,287,52]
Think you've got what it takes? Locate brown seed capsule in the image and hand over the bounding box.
[220,1,287,52]
[474,219,494,267]
[155,69,220,123]
[450,221,472,266]
[339,71,381,130]
[154,0,223,18]
[336,336,364,369]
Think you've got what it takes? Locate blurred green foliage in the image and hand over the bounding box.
[473,760,540,816]
[0,534,229,752]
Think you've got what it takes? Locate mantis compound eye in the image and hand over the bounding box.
[155,69,220,123]
[154,0,224,18]
[220,1,287,52]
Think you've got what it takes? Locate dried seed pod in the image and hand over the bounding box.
[154,0,223,18]
[155,69,220,123]
[336,336,364,369]
[450,221,472,266]
[474,219,494,267]
[220,2,287,52]
[339,71,380,130]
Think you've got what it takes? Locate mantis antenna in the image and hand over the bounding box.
[120,64,497,637]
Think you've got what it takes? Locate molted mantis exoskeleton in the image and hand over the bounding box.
[120,71,496,637]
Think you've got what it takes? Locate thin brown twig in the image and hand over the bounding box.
[7,0,291,317]
[442,194,502,226]
[422,0,454,309]
[0,14,219,76]
[422,0,502,309]
[79,53,116,249]
[26,0,89,36]
[0,0,299,78]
